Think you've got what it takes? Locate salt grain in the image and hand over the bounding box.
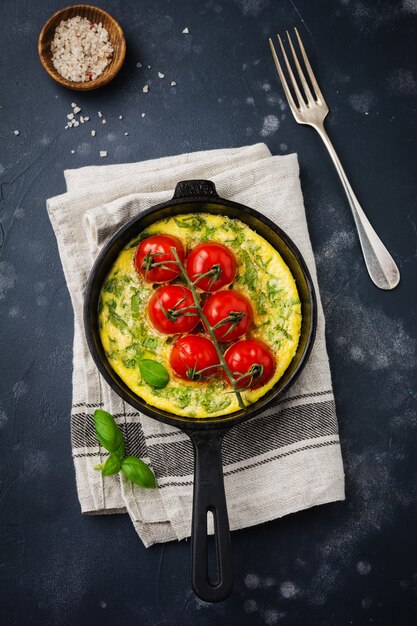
[182,27,190,34]
[100,150,107,157]
[136,62,142,68]
[73,106,81,114]
[124,132,129,136]
[98,111,102,118]
[70,150,75,154]
[73,120,80,127]
[51,16,114,83]
[170,80,177,86]
[91,130,96,136]
[13,130,20,135]
[118,115,123,120]
[102,119,106,124]
[67,113,74,120]
[158,72,165,79]
[80,116,84,123]
[143,85,149,93]
[71,102,77,108]
[84,116,89,121]
[141,113,146,117]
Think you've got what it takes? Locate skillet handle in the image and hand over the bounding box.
[173,179,219,199]
[189,429,233,602]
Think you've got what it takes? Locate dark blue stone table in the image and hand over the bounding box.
[1,0,416,624]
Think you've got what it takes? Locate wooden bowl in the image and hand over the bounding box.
[38,5,126,91]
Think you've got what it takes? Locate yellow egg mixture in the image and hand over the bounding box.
[99,214,302,418]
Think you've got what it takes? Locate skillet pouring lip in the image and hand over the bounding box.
[83,189,317,432]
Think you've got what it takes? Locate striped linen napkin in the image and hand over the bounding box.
[47,143,345,547]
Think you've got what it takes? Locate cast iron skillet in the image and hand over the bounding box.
[84,180,317,602]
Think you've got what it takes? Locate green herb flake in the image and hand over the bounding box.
[275,323,292,341]
[267,279,284,304]
[131,293,141,313]
[123,358,138,369]
[141,337,158,352]
[108,309,130,335]
[200,390,231,414]
[103,277,123,297]
[237,250,258,291]
[174,215,205,231]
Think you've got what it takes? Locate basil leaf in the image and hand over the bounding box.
[138,360,169,388]
[121,456,156,489]
[93,409,125,457]
[101,454,121,476]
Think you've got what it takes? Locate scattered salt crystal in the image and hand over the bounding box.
[80,116,85,123]
[84,116,89,121]
[70,150,75,154]
[100,150,107,157]
[91,130,96,136]
[170,80,176,86]
[67,113,74,120]
[158,72,165,79]
[65,125,69,129]
[102,119,106,124]
[182,27,189,34]
[124,132,129,136]
[147,65,151,69]
[13,130,20,135]
[118,115,123,119]
[73,120,80,127]
[73,106,81,114]
[136,62,142,68]
[141,113,146,117]
[98,111,102,117]
[143,85,149,93]
[71,102,77,108]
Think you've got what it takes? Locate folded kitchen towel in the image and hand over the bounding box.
[47,143,345,547]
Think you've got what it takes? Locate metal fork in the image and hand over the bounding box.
[269,28,400,290]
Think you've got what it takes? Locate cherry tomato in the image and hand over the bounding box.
[203,290,253,342]
[224,339,275,390]
[186,242,236,292]
[135,235,185,283]
[148,285,199,334]
[170,335,220,381]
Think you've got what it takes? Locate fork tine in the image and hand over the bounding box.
[268,38,298,112]
[294,27,325,103]
[286,30,314,105]
[277,33,306,108]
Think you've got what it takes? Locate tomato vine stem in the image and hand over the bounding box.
[171,247,246,410]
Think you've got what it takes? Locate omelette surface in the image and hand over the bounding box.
[98,214,302,418]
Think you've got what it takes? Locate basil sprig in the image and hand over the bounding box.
[93,409,156,489]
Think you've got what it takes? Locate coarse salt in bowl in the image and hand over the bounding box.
[38,5,126,91]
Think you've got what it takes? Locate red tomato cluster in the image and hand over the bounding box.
[134,235,275,390]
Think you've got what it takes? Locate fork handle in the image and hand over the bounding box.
[315,125,400,290]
